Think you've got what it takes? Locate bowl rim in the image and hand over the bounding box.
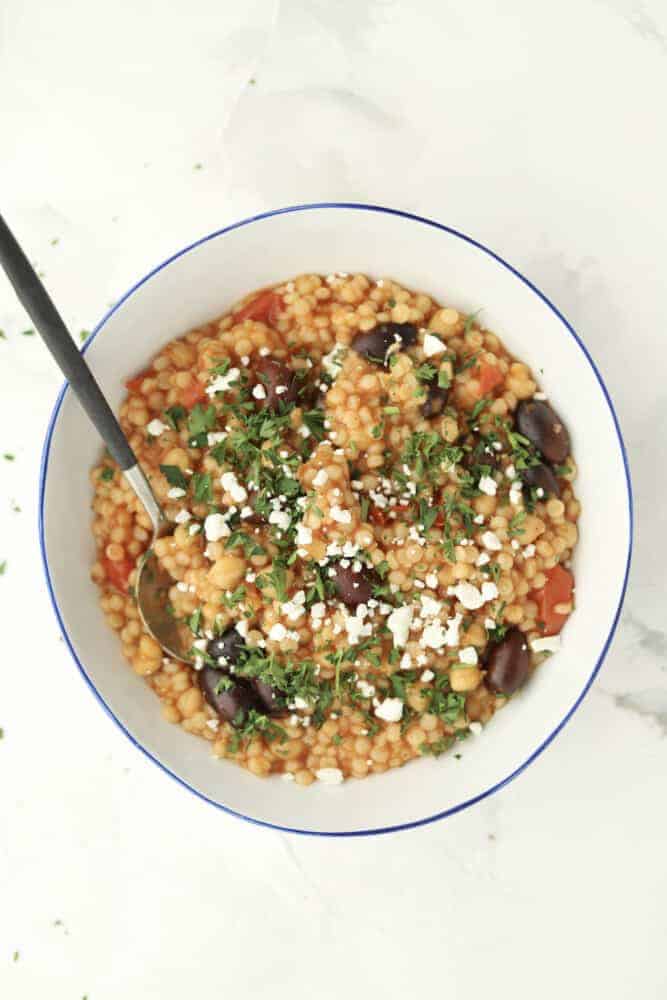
[38,201,634,837]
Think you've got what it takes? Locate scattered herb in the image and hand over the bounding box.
[187,608,203,635]
[100,467,114,481]
[21,329,35,336]
[0,561,6,575]
[3,453,15,461]
[164,404,187,431]
[159,465,188,491]
[191,471,213,503]
[464,308,482,334]
[508,510,527,537]
[79,330,90,343]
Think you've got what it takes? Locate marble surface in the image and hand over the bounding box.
[1,0,665,996]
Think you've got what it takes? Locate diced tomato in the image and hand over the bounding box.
[180,380,208,409]
[477,362,504,396]
[369,507,388,527]
[125,369,152,393]
[233,290,284,327]
[103,556,135,594]
[531,564,574,636]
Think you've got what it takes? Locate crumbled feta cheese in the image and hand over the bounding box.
[310,602,326,619]
[295,524,312,548]
[478,475,497,497]
[533,391,547,401]
[315,767,344,785]
[481,582,499,601]
[400,652,412,671]
[235,619,249,639]
[477,552,490,567]
[459,646,478,665]
[147,418,169,437]
[374,697,403,723]
[268,623,287,642]
[474,513,485,524]
[282,591,306,621]
[207,431,227,446]
[176,581,188,592]
[421,622,447,650]
[252,383,267,400]
[188,523,201,536]
[422,333,446,357]
[511,539,520,550]
[207,368,239,395]
[420,669,435,682]
[530,635,561,654]
[204,513,230,541]
[419,595,442,619]
[282,772,295,782]
[313,468,329,487]
[220,471,247,504]
[450,582,486,610]
[330,505,352,524]
[344,610,372,645]
[387,605,413,647]
[174,509,191,524]
[484,617,496,630]
[356,679,375,698]
[269,509,290,532]
[523,544,536,558]
[481,531,502,551]
[321,345,346,380]
[469,721,483,736]
[425,573,439,589]
[167,486,187,500]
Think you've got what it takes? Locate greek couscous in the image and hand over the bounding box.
[90,273,578,786]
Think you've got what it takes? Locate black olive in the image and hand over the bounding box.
[351,322,417,365]
[251,678,284,715]
[422,382,449,418]
[254,357,298,411]
[207,628,243,667]
[521,463,560,499]
[332,562,376,608]
[485,628,530,694]
[198,668,263,724]
[515,400,570,465]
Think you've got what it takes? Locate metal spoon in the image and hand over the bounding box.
[0,213,192,662]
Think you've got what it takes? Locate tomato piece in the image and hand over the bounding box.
[125,369,152,393]
[369,507,388,527]
[234,290,283,327]
[531,564,574,636]
[477,362,504,396]
[103,556,135,594]
[180,380,208,409]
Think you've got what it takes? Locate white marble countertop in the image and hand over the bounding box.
[1,0,665,996]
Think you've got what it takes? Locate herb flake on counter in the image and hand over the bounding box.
[0,561,6,575]
[21,329,35,336]
[3,453,14,461]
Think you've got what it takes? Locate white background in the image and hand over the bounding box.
[1,1,665,997]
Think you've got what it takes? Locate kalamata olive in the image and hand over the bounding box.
[254,357,298,411]
[351,322,417,365]
[198,668,263,724]
[521,463,560,498]
[207,628,243,667]
[422,382,449,418]
[515,400,570,465]
[485,627,530,694]
[251,678,284,715]
[332,562,376,607]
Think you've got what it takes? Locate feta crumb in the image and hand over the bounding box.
[188,523,201,536]
[240,355,250,366]
[505,464,517,480]
[310,602,326,619]
[533,391,547,401]
[207,431,227,446]
[174,509,191,524]
[296,523,312,547]
[481,582,498,601]
[420,595,442,619]
[387,605,413,647]
[330,505,352,524]
[269,509,290,531]
[523,544,536,558]
[425,573,438,589]
[204,513,230,541]
[420,669,435,682]
[147,418,169,437]
[321,345,346,379]
[356,679,375,698]
[220,471,247,504]
[459,646,478,665]
[484,617,496,630]
[268,623,287,642]
[469,721,483,736]
[478,475,497,497]
[374,697,403,723]
[313,468,329,487]
[450,582,487,610]
[167,486,187,500]
[315,767,344,785]
[481,531,502,551]
[421,622,447,650]
[207,368,240,395]
[530,635,561,654]
[235,619,249,639]
[282,772,295,782]
[422,333,446,357]
[252,383,267,400]
[474,514,485,524]
[477,552,491,567]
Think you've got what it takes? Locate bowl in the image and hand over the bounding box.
[39,203,633,836]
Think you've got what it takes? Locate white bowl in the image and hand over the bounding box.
[39,203,633,836]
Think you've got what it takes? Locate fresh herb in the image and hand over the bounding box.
[387,297,396,308]
[469,397,489,423]
[437,369,451,389]
[187,404,216,445]
[221,586,246,609]
[371,422,384,439]
[3,453,15,461]
[0,330,5,340]
[390,670,416,701]
[21,329,35,336]
[508,510,527,537]
[402,431,463,480]
[360,495,369,522]
[164,404,187,431]
[0,561,6,576]
[418,498,438,532]
[415,362,437,382]
[210,358,231,376]
[159,465,188,490]
[464,309,482,334]
[456,351,479,375]
[79,330,90,343]
[193,162,203,170]
[383,405,400,416]
[554,463,572,477]
[481,561,501,582]
[187,608,203,635]
[100,467,114,481]
[13,950,19,961]
[225,531,266,559]
[420,737,453,757]
[302,409,326,440]
[332,734,343,746]
[191,472,213,503]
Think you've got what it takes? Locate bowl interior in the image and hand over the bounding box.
[40,205,631,834]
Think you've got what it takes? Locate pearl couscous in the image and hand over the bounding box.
[91,273,579,786]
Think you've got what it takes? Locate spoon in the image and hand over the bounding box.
[0,213,192,662]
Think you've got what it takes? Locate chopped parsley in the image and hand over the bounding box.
[164,404,187,431]
[159,464,188,490]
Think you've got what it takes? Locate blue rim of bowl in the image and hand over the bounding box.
[38,202,633,836]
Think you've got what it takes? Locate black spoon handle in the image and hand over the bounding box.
[0,213,136,471]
